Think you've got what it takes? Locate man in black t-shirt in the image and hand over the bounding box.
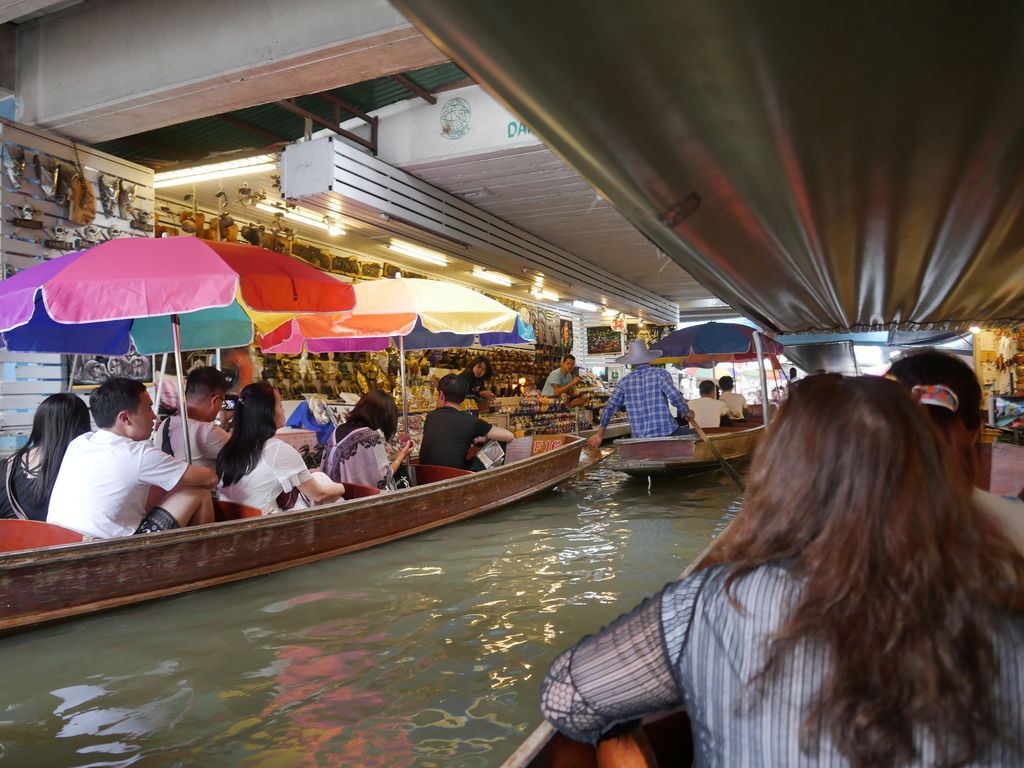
[420,375,514,470]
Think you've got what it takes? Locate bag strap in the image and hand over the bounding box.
[160,418,174,456]
[4,458,29,521]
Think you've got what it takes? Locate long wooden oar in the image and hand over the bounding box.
[689,420,745,492]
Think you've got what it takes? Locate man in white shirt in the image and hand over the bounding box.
[718,375,747,421]
[49,377,218,538]
[687,380,731,428]
[154,366,229,469]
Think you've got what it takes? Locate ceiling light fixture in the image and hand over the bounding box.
[602,308,618,316]
[254,202,345,235]
[153,154,277,188]
[473,268,513,287]
[969,325,982,334]
[573,300,600,312]
[530,288,560,302]
[388,239,449,266]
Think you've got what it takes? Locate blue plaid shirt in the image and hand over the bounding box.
[599,365,689,437]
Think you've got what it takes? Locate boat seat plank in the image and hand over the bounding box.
[0,519,84,552]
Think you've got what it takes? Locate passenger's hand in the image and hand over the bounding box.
[397,441,414,460]
[586,433,604,450]
[480,390,496,401]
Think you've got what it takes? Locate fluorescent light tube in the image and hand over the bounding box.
[254,202,345,235]
[473,268,513,287]
[530,288,560,301]
[573,300,600,311]
[388,240,449,266]
[153,155,277,188]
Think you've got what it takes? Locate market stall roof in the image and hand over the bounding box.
[393,0,1024,334]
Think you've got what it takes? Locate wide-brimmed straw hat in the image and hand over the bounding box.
[616,339,662,365]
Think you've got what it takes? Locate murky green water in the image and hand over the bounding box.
[0,466,740,767]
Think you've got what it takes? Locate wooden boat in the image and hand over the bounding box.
[610,422,765,476]
[0,434,602,635]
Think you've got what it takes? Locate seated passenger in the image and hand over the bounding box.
[154,366,229,469]
[321,389,413,492]
[48,377,217,537]
[541,375,1024,765]
[889,348,1024,553]
[687,379,731,428]
[0,393,90,522]
[717,375,746,421]
[217,382,345,514]
[419,374,513,471]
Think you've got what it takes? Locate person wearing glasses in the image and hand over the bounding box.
[154,366,230,470]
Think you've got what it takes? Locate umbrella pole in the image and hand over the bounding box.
[154,353,168,414]
[66,355,78,392]
[398,335,416,487]
[171,314,193,465]
[753,332,770,427]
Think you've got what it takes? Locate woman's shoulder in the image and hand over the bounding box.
[263,437,300,458]
[662,563,796,619]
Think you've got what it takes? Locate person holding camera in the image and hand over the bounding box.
[154,366,230,470]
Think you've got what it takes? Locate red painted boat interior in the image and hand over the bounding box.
[0,519,84,553]
[217,501,263,520]
[413,464,475,484]
[340,482,384,499]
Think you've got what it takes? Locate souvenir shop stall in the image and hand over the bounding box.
[973,328,1024,435]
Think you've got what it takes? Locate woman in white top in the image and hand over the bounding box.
[217,383,345,515]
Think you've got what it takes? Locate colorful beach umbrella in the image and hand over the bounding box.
[0,237,356,355]
[649,322,783,364]
[256,277,530,353]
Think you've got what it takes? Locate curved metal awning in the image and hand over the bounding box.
[393,0,1024,334]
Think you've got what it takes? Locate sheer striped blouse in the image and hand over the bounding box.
[541,564,1024,766]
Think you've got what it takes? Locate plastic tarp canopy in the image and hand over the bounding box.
[395,0,1024,333]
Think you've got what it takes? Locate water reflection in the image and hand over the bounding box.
[0,465,739,767]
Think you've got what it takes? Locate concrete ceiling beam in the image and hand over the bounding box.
[13,0,447,143]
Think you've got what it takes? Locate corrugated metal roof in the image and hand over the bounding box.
[91,62,468,167]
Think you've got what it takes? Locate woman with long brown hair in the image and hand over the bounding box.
[541,375,1024,767]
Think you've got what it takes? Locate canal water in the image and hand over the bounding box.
[0,465,740,767]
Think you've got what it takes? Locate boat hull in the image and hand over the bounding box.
[0,436,601,634]
[611,424,764,476]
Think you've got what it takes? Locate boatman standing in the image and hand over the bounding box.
[586,340,693,449]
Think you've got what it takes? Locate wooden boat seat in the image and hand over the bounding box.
[413,464,475,484]
[0,519,85,552]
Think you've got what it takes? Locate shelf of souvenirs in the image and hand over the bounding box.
[254,343,583,402]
